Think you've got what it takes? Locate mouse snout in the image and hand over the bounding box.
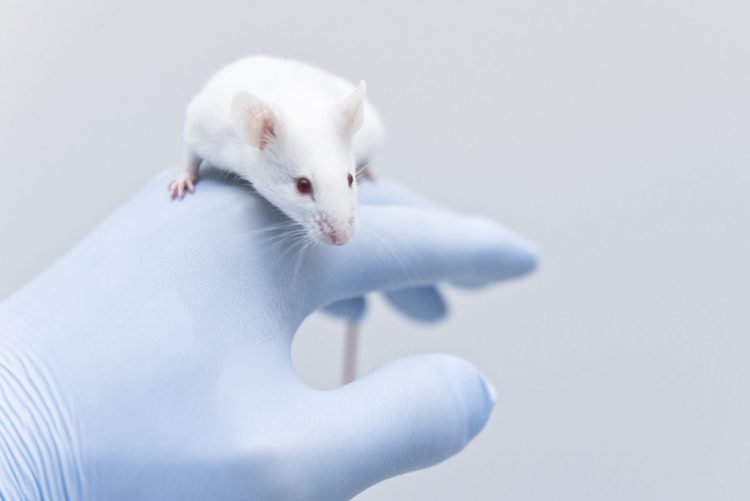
[314,214,357,246]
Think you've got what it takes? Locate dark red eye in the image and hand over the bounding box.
[347,173,354,187]
[296,177,313,195]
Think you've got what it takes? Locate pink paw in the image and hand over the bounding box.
[168,172,197,200]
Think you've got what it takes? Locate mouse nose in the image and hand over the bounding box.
[321,225,351,246]
[327,231,349,246]
[315,215,353,246]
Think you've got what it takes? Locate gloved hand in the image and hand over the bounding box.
[0,169,537,500]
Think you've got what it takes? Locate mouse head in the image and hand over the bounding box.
[230,82,367,246]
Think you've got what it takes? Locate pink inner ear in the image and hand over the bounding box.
[249,106,275,150]
[259,112,274,150]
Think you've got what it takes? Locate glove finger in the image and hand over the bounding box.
[311,205,537,311]
[383,286,447,323]
[298,354,495,500]
[322,287,445,324]
[320,297,368,325]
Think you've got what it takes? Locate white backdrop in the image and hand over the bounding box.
[1,1,749,499]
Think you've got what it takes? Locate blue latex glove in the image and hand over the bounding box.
[0,169,537,500]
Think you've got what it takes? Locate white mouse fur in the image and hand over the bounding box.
[173,55,385,246]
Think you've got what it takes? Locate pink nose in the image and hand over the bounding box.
[315,218,347,245]
[325,229,350,246]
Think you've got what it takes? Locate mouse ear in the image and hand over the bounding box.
[231,91,278,150]
[338,80,366,136]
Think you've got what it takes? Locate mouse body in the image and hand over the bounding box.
[170,55,384,246]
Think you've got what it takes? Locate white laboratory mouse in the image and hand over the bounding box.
[170,55,384,246]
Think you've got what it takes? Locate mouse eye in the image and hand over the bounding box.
[347,173,354,187]
[295,177,313,195]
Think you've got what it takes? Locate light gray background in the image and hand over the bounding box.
[1,1,748,499]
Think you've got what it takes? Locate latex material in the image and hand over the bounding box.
[0,170,537,500]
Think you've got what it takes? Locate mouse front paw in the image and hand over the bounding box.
[169,171,197,200]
